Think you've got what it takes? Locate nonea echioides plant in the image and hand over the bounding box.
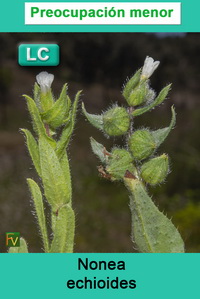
[9,72,81,253]
[82,57,185,253]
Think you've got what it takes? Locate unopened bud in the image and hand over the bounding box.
[106,148,135,180]
[36,71,54,94]
[35,71,54,111]
[129,129,156,160]
[127,82,147,106]
[103,107,130,136]
[140,154,169,185]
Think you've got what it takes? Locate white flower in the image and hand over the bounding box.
[36,71,54,93]
[141,56,160,79]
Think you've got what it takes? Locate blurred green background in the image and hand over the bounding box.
[0,33,200,253]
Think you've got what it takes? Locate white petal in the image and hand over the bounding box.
[141,56,160,79]
[36,71,54,93]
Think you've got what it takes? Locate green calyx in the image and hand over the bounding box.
[127,82,148,106]
[32,80,72,130]
[129,129,156,160]
[122,69,156,108]
[103,106,130,136]
[41,84,71,130]
[140,154,169,185]
[122,69,141,100]
[106,148,135,180]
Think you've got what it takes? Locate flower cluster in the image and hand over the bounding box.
[82,56,175,186]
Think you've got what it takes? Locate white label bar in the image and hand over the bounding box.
[25,2,181,25]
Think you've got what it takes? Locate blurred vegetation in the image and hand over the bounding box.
[0,33,200,252]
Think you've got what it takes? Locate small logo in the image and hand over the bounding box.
[18,44,60,66]
[6,232,20,247]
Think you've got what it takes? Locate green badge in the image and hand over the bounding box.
[18,44,59,66]
[6,232,20,247]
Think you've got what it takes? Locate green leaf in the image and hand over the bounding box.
[122,68,141,100]
[151,106,176,147]
[39,136,70,210]
[82,102,103,130]
[8,238,28,253]
[21,129,41,177]
[124,177,185,253]
[41,84,71,129]
[33,82,41,108]
[50,204,75,253]
[90,137,109,164]
[51,213,57,234]
[60,153,72,204]
[56,90,81,159]
[23,95,56,148]
[133,84,171,117]
[27,178,49,252]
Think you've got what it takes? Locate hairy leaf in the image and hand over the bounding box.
[82,102,103,130]
[151,106,176,147]
[23,95,56,148]
[90,137,109,164]
[50,204,75,253]
[122,68,141,100]
[124,177,184,253]
[21,129,41,177]
[56,90,81,159]
[33,82,41,108]
[133,84,171,117]
[27,178,49,252]
[60,153,72,204]
[39,137,71,210]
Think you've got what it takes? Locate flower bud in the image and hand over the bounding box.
[106,148,135,180]
[122,69,141,100]
[140,154,169,185]
[129,129,156,160]
[127,82,147,106]
[103,107,130,136]
[36,71,54,94]
[36,71,54,111]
